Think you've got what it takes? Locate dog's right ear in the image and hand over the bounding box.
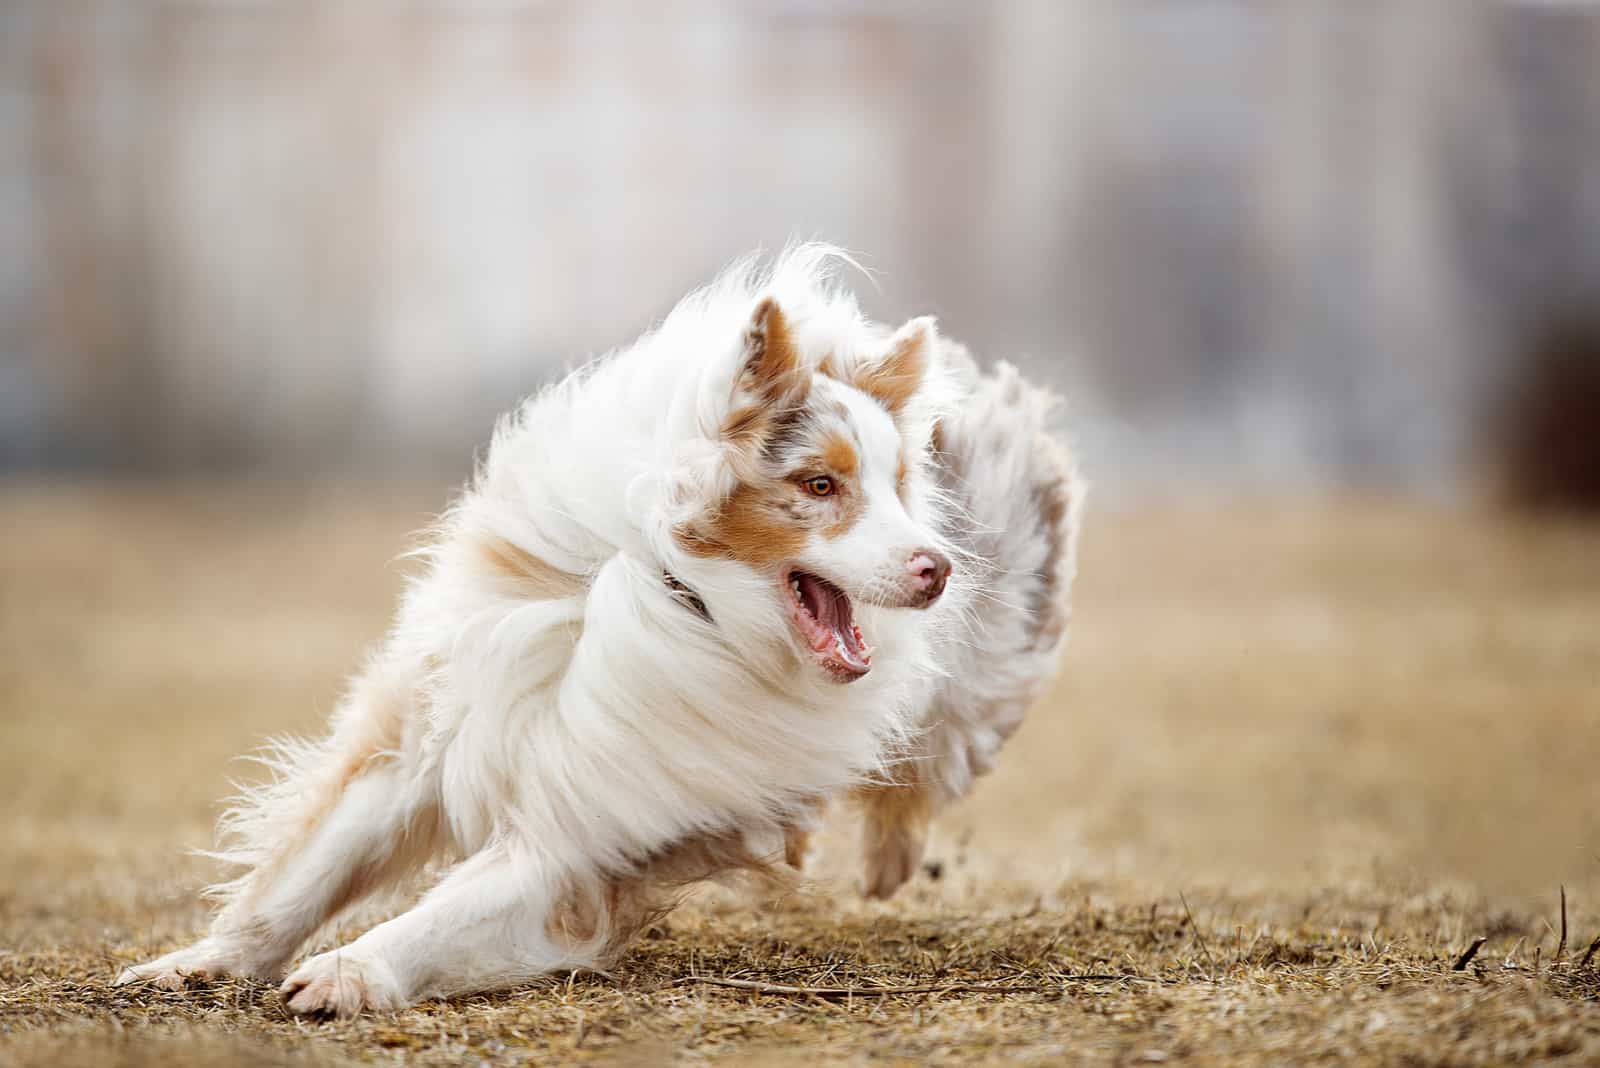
[738,297,809,413]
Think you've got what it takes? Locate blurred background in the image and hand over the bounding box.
[4,0,1599,501]
[2,0,1600,943]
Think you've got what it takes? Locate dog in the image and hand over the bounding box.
[115,246,1083,1015]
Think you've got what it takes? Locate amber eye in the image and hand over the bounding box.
[803,476,836,497]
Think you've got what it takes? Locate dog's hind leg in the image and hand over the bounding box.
[116,658,442,990]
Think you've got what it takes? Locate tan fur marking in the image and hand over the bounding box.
[474,534,585,598]
[819,432,859,477]
[855,320,931,418]
[300,677,408,840]
[722,403,770,447]
[783,825,812,870]
[233,668,415,916]
[896,451,911,504]
[677,480,807,566]
[672,524,723,559]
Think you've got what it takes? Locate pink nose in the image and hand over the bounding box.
[906,549,952,605]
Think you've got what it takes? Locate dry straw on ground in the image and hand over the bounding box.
[3,485,1599,1065]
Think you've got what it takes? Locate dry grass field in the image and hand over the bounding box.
[3,482,1599,1066]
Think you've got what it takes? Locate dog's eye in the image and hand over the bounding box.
[803,476,835,497]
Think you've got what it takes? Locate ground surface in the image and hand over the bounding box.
[2,483,1599,1066]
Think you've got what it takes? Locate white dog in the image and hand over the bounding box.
[116,247,1083,1015]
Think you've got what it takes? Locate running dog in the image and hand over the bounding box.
[116,246,1083,1015]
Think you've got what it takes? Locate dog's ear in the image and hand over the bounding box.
[739,297,809,410]
[852,316,938,419]
[720,297,811,450]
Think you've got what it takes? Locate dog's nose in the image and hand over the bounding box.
[906,549,952,605]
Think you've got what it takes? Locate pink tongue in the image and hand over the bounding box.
[813,583,868,670]
[798,574,869,671]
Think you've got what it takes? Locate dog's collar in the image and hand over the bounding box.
[663,570,712,623]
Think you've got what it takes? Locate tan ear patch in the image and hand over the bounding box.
[854,317,934,418]
[722,298,810,448]
[742,297,806,407]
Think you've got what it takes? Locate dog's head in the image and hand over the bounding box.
[669,287,955,684]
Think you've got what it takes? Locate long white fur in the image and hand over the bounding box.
[116,245,983,1013]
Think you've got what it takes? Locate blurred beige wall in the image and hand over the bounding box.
[4,2,1599,491]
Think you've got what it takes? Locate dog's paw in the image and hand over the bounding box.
[862,825,926,899]
[115,939,243,991]
[856,779,934,900]
[281,949,405,1018]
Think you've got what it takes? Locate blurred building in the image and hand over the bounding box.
[3,1,1599,492]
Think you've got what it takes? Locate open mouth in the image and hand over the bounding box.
[785,570,871,682]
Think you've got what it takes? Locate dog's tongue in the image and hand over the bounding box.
[804,575,869,674]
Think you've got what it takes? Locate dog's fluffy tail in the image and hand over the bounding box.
[935,346,1084,661]
[919,347,1086,800]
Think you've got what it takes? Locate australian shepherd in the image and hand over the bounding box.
[116,246,1084,1015]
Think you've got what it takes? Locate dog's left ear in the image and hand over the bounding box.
[718,297,812,451]
[739,297,810,412]
[852,316,938,420]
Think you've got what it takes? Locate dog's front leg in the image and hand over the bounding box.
[279,840,581,1017]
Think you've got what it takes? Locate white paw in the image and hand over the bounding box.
[114,939,243,991]
[280,949,406,1017]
